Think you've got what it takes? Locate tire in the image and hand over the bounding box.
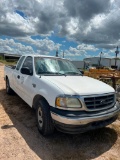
[36,99,54,136]
[6,78,14,95]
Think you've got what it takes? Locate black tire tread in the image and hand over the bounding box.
[36,99,54,136]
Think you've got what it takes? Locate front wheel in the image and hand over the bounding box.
[36,99,54,136]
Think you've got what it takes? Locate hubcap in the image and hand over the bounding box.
[38,107,43,128]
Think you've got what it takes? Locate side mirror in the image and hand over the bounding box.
[12,65,16,69]
[80,70,84,75]
[21,67,33,75]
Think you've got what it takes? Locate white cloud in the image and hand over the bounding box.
[0,38,35,55]
[66,18,79,35]
[0,37,62,55]
[59,44,98,59]
[16,37,61,52]
[95,49,120,59]
[59,46,86,59]
[77,44,98,51]
[0,0,36,37]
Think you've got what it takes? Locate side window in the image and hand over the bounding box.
[21,56,33,74]
[16,56,25,70]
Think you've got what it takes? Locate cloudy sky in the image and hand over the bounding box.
[0,0,120,60]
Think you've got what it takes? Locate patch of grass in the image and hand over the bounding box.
[0,59,17,65]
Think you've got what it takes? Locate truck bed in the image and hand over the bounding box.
[5,65,16,69]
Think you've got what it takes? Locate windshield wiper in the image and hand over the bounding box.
[65,71,82,76]
[54,72,66,76]
[38,71,66,76]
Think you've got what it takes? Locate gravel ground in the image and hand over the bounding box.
[0,63,120,160]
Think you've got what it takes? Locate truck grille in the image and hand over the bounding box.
[84,94,115,110]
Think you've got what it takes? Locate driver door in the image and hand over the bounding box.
[18,56,34,106]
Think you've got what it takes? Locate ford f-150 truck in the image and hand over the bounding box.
[4,55,120,136]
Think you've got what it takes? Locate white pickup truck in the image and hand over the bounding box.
[4,55,120,136]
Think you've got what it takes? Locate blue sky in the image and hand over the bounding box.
[0,0,120,60]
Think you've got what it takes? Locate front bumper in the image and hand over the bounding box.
[50,101,120,133]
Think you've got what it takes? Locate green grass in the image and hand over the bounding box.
[0,56,17,65]
[0,59,17,65]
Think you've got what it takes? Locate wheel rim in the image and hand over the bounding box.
[38,107,43,128]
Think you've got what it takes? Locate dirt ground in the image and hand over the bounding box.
[0,63,120,160]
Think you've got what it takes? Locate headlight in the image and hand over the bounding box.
[55,96,82,108]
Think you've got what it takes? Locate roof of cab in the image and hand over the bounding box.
[22,54,67,60]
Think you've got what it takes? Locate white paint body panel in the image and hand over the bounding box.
[4,55,115,108]
[44,76,114,96]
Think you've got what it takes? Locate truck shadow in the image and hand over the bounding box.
[0,89,118,160]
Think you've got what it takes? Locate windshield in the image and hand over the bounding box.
[34,57,82,76]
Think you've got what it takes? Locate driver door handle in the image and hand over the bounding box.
[17,75,20,79]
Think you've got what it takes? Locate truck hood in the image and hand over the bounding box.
[45,76,114,95]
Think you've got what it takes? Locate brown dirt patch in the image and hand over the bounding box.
[0,64,120,160]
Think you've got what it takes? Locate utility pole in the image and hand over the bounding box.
[63,51,64,58]
[115,46,119,67]
[56,49,58,57]
[99,52,103,67]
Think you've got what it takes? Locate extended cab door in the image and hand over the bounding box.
[18,56,35,106]
[12,56,25,92]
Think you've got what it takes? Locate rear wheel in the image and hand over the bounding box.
[6,78,14,95]
[36,99,54,136]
